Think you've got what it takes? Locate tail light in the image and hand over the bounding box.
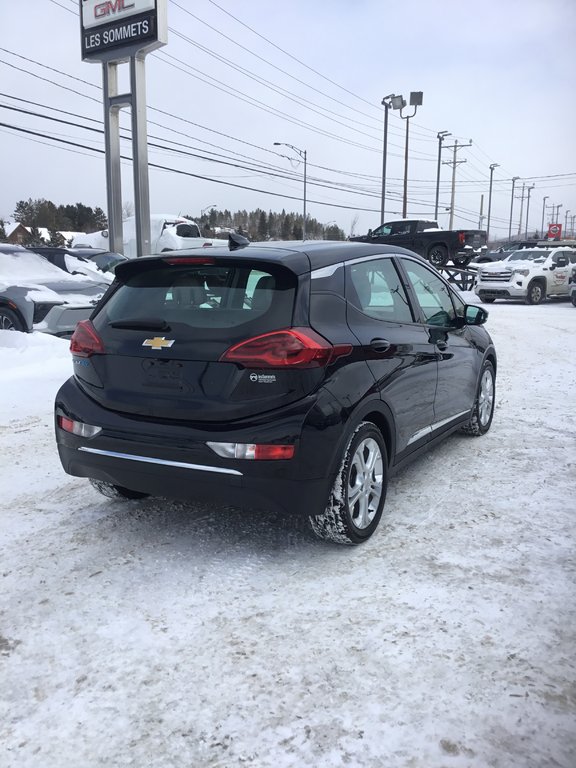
[207,442,295,460]
[70,320,105,357]
[458,232,466,245]
[220,328,352,369]
[57,415,102,438]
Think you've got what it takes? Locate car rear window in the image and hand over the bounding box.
[96,263,297,334]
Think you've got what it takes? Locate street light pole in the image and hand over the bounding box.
[525,185,535,238]
[565,209,571,236]
[379,94,396,225]
[434,131,451,220]
[541,196,549,237]
[486,162,499,241]
[394,92,423,218]
[273,141,307,240]
[508,176,519,239]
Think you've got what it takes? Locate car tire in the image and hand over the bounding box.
[309,422,387,545]
[90,479,150,500]
[461,360,495,437]
[572,292,576,307]
[525,280,546,305]
[0,306,26,331]
[427,244,449,268]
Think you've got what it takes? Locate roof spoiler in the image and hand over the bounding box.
[228,231,250,251]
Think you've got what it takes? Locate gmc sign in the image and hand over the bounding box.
[80,0,166,61]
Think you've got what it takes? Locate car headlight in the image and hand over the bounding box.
[512,268,530,277]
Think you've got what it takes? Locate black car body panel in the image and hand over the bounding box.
[55,242,497,522]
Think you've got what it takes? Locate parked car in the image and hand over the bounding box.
[28,246,125,283]
[72,214,214,257]
[471,239,541,264]
[349,219,487,267]
[0,244,107,335]
[475,246,576,304]
[55,241,497,544]
[570,266,576,307]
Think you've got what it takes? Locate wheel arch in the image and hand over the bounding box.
[0,299,29,331]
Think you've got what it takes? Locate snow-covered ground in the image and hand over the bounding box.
[1,296,575,768]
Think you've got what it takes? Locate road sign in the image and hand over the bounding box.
[548,223,563,239]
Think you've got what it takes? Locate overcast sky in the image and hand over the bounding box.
[1,0,575,238]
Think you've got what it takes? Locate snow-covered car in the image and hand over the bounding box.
[72,214,214,257]
[28,246,117,288]
[474,246,576,304]
[0,244,107,335]
[30,245,127,283]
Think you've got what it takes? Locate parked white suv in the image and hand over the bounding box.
[475,247,576,305]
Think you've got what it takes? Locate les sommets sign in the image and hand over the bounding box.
[80,0,167,61]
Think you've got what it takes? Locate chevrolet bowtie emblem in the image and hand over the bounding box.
[142,337,175,350]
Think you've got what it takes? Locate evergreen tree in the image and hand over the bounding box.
[257,210,268,241]
[27,226,45,246]
[0,219,7,242]
[48,229,66,247]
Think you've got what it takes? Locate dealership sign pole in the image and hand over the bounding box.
[79,1,167,256]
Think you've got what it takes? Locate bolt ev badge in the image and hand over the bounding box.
[142,337,175,350]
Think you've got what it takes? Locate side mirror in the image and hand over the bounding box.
[367,229,373,237]
[554,255,569,268]
[464,304,488,326]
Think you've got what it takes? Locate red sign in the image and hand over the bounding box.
[548,223,562,239]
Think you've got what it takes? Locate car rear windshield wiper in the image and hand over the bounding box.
[109,317,171,331]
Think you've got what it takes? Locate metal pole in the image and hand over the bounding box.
[517,183,526,236]
[449,140,458,230]
[508,177,519,240]
[525,185,534,238]
[102,61,124,254]
[130,55,152,257]
[434,132,450,220]
[541,196,549,237]
[486,163,498,240]
[380,99,390,224]
[303,149,307,241]
[402,117,410,218]
[564,209,570,236]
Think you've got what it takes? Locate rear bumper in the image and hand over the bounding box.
[55,377,339,517]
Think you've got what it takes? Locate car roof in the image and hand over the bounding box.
[115,241,422,280]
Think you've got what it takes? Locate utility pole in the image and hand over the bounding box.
[434,131,451,220]
[486,162,499,241]
[517,183,526,236]
[525,185,535,238]
[565,209,571,236]
[443,139,472,230]
[478,194,485,230]
[541,196,549,237]
[508,176,519,239]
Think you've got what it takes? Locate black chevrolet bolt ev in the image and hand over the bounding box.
[54,241,497,544]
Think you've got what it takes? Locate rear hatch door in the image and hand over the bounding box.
[79,256,326,422]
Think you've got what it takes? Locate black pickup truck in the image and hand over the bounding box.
[349,219,487,267]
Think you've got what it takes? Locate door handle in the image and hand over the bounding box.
[436,340,448,351]
[370,338,391,353]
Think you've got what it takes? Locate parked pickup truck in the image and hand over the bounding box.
[72,214,214,258]
[349,219,487,267]
[475,246,576,305]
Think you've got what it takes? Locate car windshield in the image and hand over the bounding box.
[507,249,550,261]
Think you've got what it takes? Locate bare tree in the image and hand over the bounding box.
[349,214,359,238]
[122,201,134,221]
